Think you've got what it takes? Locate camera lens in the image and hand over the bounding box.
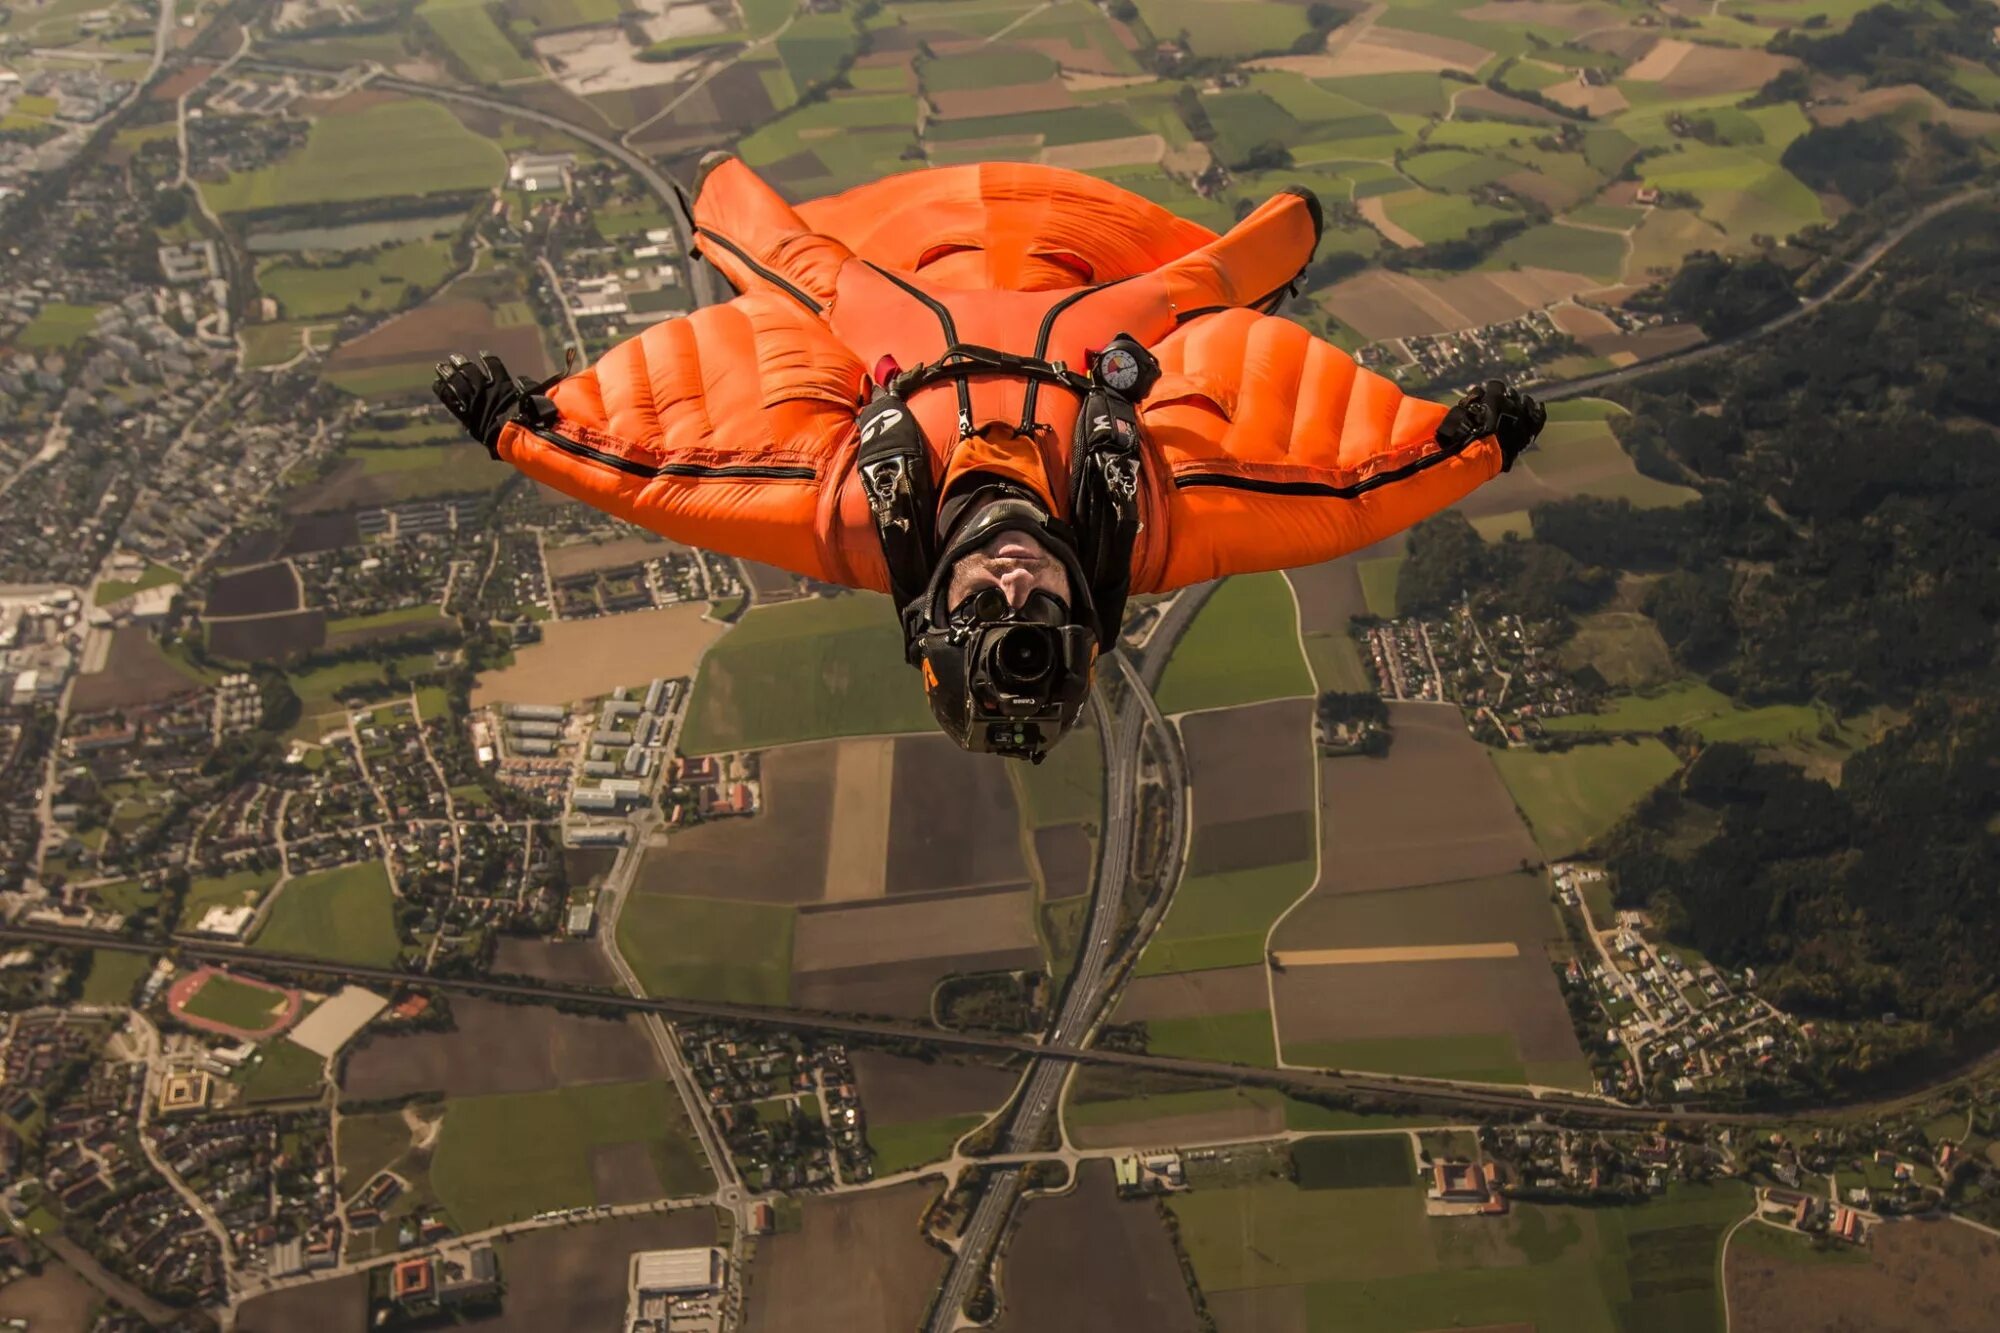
[994,627,1054,685]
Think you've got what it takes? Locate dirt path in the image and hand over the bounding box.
[1359,195,1422,248]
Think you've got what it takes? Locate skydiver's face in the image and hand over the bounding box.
[945,528,1072,615]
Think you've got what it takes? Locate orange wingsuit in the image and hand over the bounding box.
[491,159,1506,594]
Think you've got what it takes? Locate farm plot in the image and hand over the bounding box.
[634,741,836,905]
[1520,418,1698,508]
[491,937,615,987]
[251,860,403,966]
[1321,266,1598,341]
[852,1050,1017,1127]
[884,735,1028,894]
[292,444,510,512]
[1637,144,1823,242]
[792,886,1041,1019]
[324,296,549,403]
[1000,1160,1202,1333]
[238,1275,368,1333]
[1271,875,1589,1087]
[742,1184,946,1333]
[206,563,300,617]
[202,100,504,214]
[257,237,457,320]
[1136,861,1314,977]
[1315,703,1540,895]
[679,593,934,752]
[70,626,208,711]
[1292,1134,1415,1190]
[1727,1217,2000,1333]
[207,610,326,662]
[431,1080,710,1231]
[1153,574,1313,716]
[470,604,725,708]
[478,1211,720,1333]
[1033,824,1094,900]
[618,894,796,1006]
[340,997,661,1100]
[1489,738,1681,859]
[1178,700,1316,879]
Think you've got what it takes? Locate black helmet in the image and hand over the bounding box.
[906,488,1100,764]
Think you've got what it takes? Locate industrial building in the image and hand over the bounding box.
[503,703,566,722]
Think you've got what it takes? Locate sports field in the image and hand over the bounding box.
[865,1112,983,1176]
[617,894,795,1006]
[1490,739,1681,858]
[680,594,933,752]
[237,1038,327,1103]
[1153,574,1313,715]
[203,101,504,214]
[183,973,291,1031]
[430,1080,711,1231]
[252,861,404,967]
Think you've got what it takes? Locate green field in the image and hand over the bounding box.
[1154,574,1314,715]
[680,593,933,752]
[237,1038,327,1103]
[1402,149,1515,194]
[80,950,151,1007]
[1146,1008,1277,1067]
[1357,556,1403,619]
[923,47,1057,90]
[183,973,290,1031]
[866,1112,985,1176]
[1382,190,1513,245]
[1485,224,1628,282]
[94,562,181,607]
[326,602,445,638]
[258,238,457,319]
[1132,0,1311,59]
[617,894,794,1005]
[1637,145,1823,241]
[1292,1134,1414,1190]
[1013,714,1103,830]
[1540,679,1831,745]
[18,302,100,349]
[1137,861,1314,977]
[1558,612,1676,691]
[1172,1167,1750,1331]
[203,101,505,214]
[253,861,404,967]
[431,1080,711,1230]
[176,866,281,931]
[336,1109,414,1193]
[1285,1033,1532,1086]
[1522,420,1698,508]
[418,0,540,82]
[1301,628,1372,694]
[1490,740,1681,859]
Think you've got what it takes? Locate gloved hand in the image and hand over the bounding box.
[1435,379,1546,472]
[432,351,528,458]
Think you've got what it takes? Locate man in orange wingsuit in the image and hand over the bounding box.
[435,157,1544,762]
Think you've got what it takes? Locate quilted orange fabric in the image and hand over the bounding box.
[492,158,1504,593]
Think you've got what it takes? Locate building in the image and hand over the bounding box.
[632,1247,723,1296]
[1429,1163,1488,1201]
[436,1245,498,1303]
[157,1070,212,1115]
[392,1256,435,1302]
[193,904,254,938]
[504,704,566,721]
[567,902,595,937]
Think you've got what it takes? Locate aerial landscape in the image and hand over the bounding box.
[2,0,1999,1329]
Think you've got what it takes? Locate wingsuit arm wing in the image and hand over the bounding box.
[490,294,864,581]
[1133,309,1507,592]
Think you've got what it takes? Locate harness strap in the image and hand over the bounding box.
[855,391,939,661]
[1069,387,1145,649]
[887,343,1087,402]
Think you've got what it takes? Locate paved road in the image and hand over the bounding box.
[926,639,1185,1329]
[238,57,728,310]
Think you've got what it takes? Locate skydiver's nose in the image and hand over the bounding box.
[997,566,1035,609]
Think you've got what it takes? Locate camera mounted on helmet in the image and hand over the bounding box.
[907,491,1100,765]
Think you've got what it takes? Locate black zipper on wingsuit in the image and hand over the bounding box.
[696,227,822,315]
[1175,449,1455,497]
[525,427,815,481]
[865,264,975,428]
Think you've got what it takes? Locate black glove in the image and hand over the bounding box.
[1435,379,1546,472]
[433,351,539,458]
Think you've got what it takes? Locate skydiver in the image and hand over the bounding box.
[435,157,1543,763]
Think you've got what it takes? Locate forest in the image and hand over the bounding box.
[1409,203,2000,1080]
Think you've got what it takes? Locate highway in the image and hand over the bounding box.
[924,624,1191,1330]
